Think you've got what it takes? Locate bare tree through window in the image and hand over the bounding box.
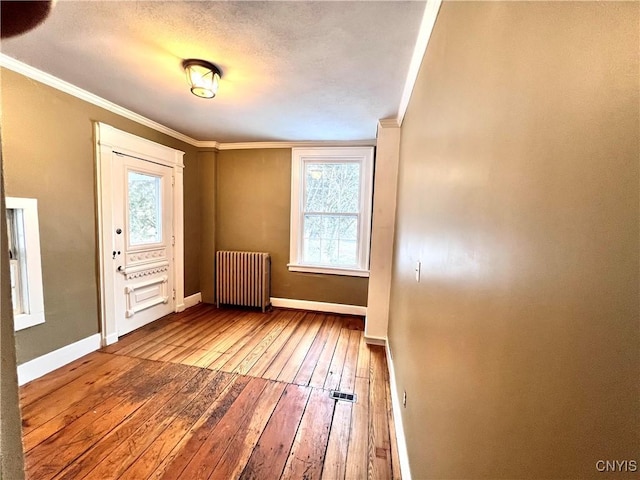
[128,171,162,245]
[303,162,360,266]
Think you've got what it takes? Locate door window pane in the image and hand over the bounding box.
[128,171,162,245]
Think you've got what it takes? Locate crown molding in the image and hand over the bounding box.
[0,54,204,147]
[396,0,442,126]
[217,139,376,150]
[378,118,400,129]
[191,140,221,149]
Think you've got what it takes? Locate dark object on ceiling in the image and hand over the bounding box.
[1,1,54,39]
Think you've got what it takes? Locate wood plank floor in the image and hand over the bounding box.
[20,304,401,480]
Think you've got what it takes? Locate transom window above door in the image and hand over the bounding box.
[289,147,374,277]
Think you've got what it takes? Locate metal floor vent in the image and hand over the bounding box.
[330,390,357,403]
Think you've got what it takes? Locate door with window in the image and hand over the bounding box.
[112,154,174,336]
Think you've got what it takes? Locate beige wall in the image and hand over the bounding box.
[1,69,201,363]
[388,2,639,479]
[215,148,368,306]
[199,150,217,304]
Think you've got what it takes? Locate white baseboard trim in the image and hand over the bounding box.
[364,335,386,346]
[385,341,412,480]
[17,333,102,386]
[270,297,367,316]
[103,332,118,347]
[183,292,202,309]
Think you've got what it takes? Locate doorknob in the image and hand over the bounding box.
[117,265,124,272]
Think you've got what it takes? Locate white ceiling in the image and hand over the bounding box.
[1,1,425,143]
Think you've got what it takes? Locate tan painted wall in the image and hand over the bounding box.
[215,148,368,306]
[388,2,639,479]
[199,150,217,304]
[1,69,201,364]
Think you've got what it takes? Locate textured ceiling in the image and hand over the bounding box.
[2,1,425,142]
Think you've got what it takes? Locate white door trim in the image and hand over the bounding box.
[95,122,185,346]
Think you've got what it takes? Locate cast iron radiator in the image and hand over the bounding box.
[215,251,271,312]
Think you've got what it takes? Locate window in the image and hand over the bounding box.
[5,197,45,331]
[289,147,374,277]
[128,170,163,246]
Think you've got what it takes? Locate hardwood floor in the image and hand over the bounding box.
[20,304,401,479]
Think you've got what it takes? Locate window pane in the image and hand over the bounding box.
[128,171,162,245]
[303,214,358,266]
[304,162,360,213]
[6,209,26,315]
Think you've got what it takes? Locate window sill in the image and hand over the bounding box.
[287,264,370,278]
[14,311,45,332]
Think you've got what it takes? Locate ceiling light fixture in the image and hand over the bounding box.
[182,59,222,99]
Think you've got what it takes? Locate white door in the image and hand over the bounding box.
[112,154,174,336]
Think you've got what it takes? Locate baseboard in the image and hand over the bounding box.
[103,332,118,347]
[270,297,367,316]
[385,341,412,480]
[183,292,202,309]
[17,333,102,386]
[364,335,386,346]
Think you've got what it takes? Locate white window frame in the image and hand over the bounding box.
[289,147,374,277]
[5,197,45,331]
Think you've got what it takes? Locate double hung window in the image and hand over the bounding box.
[289,147,374,277]
[5,197,45,331]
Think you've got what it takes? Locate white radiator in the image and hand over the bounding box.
[216,251,271,312]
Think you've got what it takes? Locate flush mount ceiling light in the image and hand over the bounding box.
[182,59,222,99]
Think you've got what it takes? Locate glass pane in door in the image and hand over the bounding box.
[128,171,162,245]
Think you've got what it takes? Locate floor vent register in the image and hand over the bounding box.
[330,390,357,403]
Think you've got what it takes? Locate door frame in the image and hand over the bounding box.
[95,122,185,346]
